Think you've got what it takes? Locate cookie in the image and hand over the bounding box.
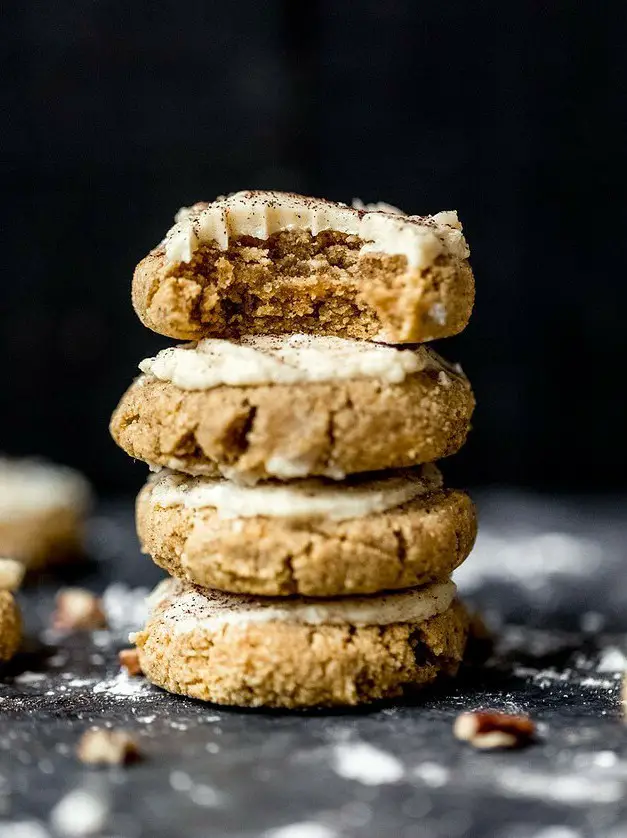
[110,335,474,483]
[132,191,474,344]
[136,465,477,597]
[133,578,470,708]
[0,591,21,661]
[0,458,92,570]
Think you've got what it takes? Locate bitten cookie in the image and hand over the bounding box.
[132,191,474,344]
[136,465,477,597]
[133,578,470,708]
[110,335,475,483]
[0,458,92,570]
[0,591,21,661]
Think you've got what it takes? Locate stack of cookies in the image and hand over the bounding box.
[111,191,477,709]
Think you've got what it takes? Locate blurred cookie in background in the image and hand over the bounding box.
[0,558,23,661]
[0,457,92,572]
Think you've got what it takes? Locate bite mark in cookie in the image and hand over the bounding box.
[132,191,474,343]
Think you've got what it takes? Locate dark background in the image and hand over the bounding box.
[3,2,626,495]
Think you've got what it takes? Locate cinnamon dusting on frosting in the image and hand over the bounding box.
[163,191,469,270]
[148,578,457,630]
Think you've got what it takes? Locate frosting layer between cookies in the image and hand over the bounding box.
[139,334,449,390]
[0,458,91,520]
[147,578,456,630]
[164,191,469,269]
[147,465,442,521]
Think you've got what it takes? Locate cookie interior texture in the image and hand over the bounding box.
[133,194,474,343]
[136,470,477,597]
[134,580,470,708]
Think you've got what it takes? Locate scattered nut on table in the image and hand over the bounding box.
[453,710,535,749]
[119,647,142,676]
[52,588,108,631]
[77,729,141,765]
[0,558,25,592]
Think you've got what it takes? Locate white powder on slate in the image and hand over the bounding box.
[331,742,404,785]
[514,662,620,692]
[412,762,450,787]
[0,823,50,838]
[496,768,623,805]
[169,771,223,808]
[50,788,109,836]
[14,672,47,685]
[455,531,598,592]
[102,583,150,632]
[596,646,627,672]
[170,771,193,791]
[188,784,223,808]
[265,824,338,838]
[91,671,152,700]
[591,751,619,768]
[504,828,581,838]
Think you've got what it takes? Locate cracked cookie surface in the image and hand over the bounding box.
[110,359,474,483]
[134,579,470,708]
[135,467,477,596]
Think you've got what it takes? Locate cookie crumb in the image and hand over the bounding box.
[118,647,142,676]
[76,729,141,766]
[52,589,108,631]
[0,557,25,591]
[453,710,535,749]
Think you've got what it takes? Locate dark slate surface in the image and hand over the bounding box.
[2,492,627,838]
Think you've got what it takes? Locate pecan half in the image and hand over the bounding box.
[453,710,535,749]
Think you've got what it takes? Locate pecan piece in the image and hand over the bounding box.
[52,588,108,631]
[453,710,535,749]
[77,729,141,766]
[118,647,142,676]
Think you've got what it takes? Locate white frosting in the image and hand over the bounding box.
[163,191,469,270]
[138,334,445,391]
[263,456,346,481]
[0,458,91,521]
[147,458,218,477]
[149,577,456,631]
[352,198,405,215]
[147,465,441,522]
[147,458,347,484]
